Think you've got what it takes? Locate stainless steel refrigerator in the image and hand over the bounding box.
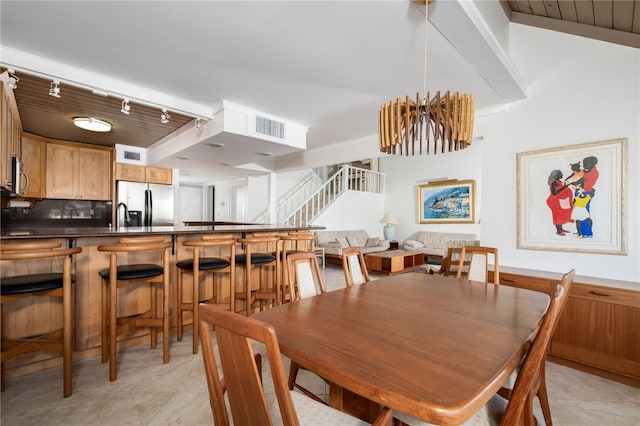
[116,181,174,227]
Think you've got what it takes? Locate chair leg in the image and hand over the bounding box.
[109,274,118,382]
[63,256,73,397]
[538,364,553,425]
[288,361,299,390]
[192,269,200,355]
[150,283,158,350]
[176,269,184,343]
[162,251,170,364]
[101,278,109,363]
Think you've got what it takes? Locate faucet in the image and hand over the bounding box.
[116,202,130,228]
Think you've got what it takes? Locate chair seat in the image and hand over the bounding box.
[0,273,73,295]
[176,257,230,271]
[235,253,276,264]
[271,390,369,425]
[98,264,164,280]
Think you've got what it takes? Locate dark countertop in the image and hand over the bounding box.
[0,224,323,239]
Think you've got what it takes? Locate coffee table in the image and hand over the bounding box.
[365,249,424,275]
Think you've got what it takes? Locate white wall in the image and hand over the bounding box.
[312,191,386,239]
[177,184,205,223]
[380,24,640,283]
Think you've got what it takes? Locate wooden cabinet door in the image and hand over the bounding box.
[77,147,111,200]
[551,283,640,381]
[46,143,77,199]
[146,167,172,184]
[20,134,46,198]
[115,163,146,182]
[1,83,22,189]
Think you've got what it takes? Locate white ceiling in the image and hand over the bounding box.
[1,0,526,183]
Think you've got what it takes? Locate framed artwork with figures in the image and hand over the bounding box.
[516,138,627,255]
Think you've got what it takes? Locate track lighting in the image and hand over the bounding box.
[49,80,61,98]
[195,118,202,129]
[160,108,170,124]
[121,99,130,115]
[6,70,19,89]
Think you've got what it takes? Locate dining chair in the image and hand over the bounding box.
[176,234,236,354]
[199,304,393,425]
[285,251,329,403]
[394,269,575,426]
[279,231,316,303]
[97,236,172,381]
[342,246,370,287]
[235,234,281,316]
[456,246,499,284]
[0,241,82,397]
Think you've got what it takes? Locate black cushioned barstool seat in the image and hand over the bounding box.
[235,235,281,316]
[0,273,75,295]
[235,253,276,264]
[98,264,164,281]
[176,258,230,271]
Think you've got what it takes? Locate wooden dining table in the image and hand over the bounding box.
[252,272,550,425]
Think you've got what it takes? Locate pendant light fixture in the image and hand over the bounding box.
[378,0,474,156]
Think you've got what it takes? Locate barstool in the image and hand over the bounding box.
[235,234,281,316]
[0,241,82,398]
[97,237,172,381]
[279,231,316,303]
[176,234,236,354]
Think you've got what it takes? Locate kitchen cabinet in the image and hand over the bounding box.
[1,82,22,190]
[494,267,640,386]
[20,133,46,198]
[46,141,113,200]
[115,163,172,185]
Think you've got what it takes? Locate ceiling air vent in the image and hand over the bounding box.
[256,115,285,140]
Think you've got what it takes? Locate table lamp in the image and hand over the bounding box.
[379,213,399,240]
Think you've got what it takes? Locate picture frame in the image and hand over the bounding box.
[417,180,475,224]
[517,138,627,255]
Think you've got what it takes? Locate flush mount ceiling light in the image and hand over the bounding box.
[160,108,170,124]
[379,0,474,156]
[121,99,131,115]
[49,80,61,98]
[6,70,19,89]
[73,117,112,132]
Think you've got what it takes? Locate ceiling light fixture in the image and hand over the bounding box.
[6,70,19,89]
[49,80,61,98]
[195,118,202,129]
[160,108,170,124]
[378,0,474,156]
[121,99,131,115]
[73,117,112,132]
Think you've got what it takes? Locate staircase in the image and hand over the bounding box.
[252,165,385,226]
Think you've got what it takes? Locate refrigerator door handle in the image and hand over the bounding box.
[145,189,153,226]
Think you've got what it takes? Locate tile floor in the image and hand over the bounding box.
[1,264,639,425]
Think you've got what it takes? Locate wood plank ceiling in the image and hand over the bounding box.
[500,0,640,48]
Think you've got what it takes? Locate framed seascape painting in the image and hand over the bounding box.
[417,180,475,224]
[517,138,627,255]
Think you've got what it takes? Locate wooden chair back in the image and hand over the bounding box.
[456,245,499,284]
[342,246,370,287]
[199,304,298,426]
[286,251,326,302]
[500,269,575,425]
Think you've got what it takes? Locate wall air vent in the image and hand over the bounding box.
[255,115,285,140]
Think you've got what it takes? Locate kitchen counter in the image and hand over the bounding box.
[0,224,323,239]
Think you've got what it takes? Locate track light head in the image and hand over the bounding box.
[160,108,170,124]
[195,118,202,129]
[6,70,19,90]
[49,80,61,98]
[121,99,131,115]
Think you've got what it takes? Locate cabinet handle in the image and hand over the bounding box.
[502,278,517,283]
[590,290,612,297]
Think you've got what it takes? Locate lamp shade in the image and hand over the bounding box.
[379,213,398,225]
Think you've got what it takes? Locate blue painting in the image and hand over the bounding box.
[418,180,475,224]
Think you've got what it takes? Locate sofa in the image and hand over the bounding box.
[315,229,390,264]
[402,231,479,258]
